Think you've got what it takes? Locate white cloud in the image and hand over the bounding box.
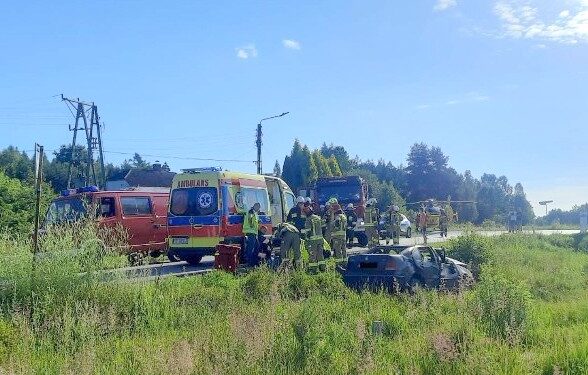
[417,91,490,109]
[235,44,258,59]
[434,0,457,11]
[282,39,301,50]
[493,1,588,44]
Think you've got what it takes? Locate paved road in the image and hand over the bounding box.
[106,229,580,281]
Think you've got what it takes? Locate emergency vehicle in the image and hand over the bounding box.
[300,176,369,245]
[167,168,296,265]
[45,186,170,257]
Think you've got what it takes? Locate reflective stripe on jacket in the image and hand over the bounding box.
[306,214,323,241]
[243,209,259,235]
[333,212,347,236]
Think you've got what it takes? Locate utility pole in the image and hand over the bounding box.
[32,143,44,257]
[255,112,289,174]
[61,95,106,189]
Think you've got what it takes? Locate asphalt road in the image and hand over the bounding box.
[106,229,580,281]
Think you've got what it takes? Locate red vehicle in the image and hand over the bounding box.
[300,176,370,245]
[45,186,170,258]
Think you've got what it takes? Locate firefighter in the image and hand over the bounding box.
[439,209,448,238]
[331,203,347,264]
[322,197,337,243]
[345,203,357,247]
[364,198,380,247]
[385,204,401,245]
[243,202,261,266]
[287,196,307,231]
[301,206,326,273]
[274,221,302,270]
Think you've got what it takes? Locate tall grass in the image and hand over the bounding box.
[1,230,588,374]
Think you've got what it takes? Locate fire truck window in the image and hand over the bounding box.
[121,197,152,216]
[99,197,116,217]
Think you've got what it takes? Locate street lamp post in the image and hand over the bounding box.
[255,112,289,174]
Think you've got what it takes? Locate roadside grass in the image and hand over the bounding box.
[1,229,588,374]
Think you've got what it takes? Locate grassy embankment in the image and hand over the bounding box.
[1,223,588,374]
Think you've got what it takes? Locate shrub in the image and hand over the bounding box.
[447,233,492,278]
[573,233,588,252]
[470,273,531,343]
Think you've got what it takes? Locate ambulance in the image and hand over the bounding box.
[167,168,296,264]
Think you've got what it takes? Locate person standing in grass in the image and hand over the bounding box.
[301,205,326,273]
[243,202,261,266]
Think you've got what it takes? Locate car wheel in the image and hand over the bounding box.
[149,250,162,259]
[357,233,368,247]
[183,255,203,265]
[406,227,412,238]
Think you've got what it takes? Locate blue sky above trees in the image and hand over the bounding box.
[0,0,586,214]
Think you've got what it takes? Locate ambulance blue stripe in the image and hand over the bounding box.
[228,215,272,224]
[168,216,220,226]
[168,215,271,226]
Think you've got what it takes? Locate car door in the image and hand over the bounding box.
[150,194,169,251]
[414,246,441,287]
[119,195,153,252]
[96,195,117,229]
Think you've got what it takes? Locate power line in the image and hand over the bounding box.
[103,150,254,163]
[21,148,254,164]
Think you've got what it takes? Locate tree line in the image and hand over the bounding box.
[0,140,562,234]
[0,145,162,233]
[279,141,535,225]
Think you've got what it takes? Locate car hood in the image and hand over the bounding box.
[446,257,467,267]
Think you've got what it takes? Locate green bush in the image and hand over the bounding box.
[470,273,531,342]
[573,233,588,252]
[447,232,492,278]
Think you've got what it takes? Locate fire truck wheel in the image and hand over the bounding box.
[167,249,181,263]
[184,255,203,265]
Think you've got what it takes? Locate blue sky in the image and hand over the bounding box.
[1,0,587,214]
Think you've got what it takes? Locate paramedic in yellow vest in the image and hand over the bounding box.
[243,202,261,266]
[274,222,302,270]
[301,205,326,273]
[364,198,380,247]
[330,203,347,263]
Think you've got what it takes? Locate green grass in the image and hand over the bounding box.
[1,227,588,374]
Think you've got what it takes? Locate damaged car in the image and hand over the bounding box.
[338,245,473,292]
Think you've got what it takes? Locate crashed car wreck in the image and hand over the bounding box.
[337,245,473,292]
